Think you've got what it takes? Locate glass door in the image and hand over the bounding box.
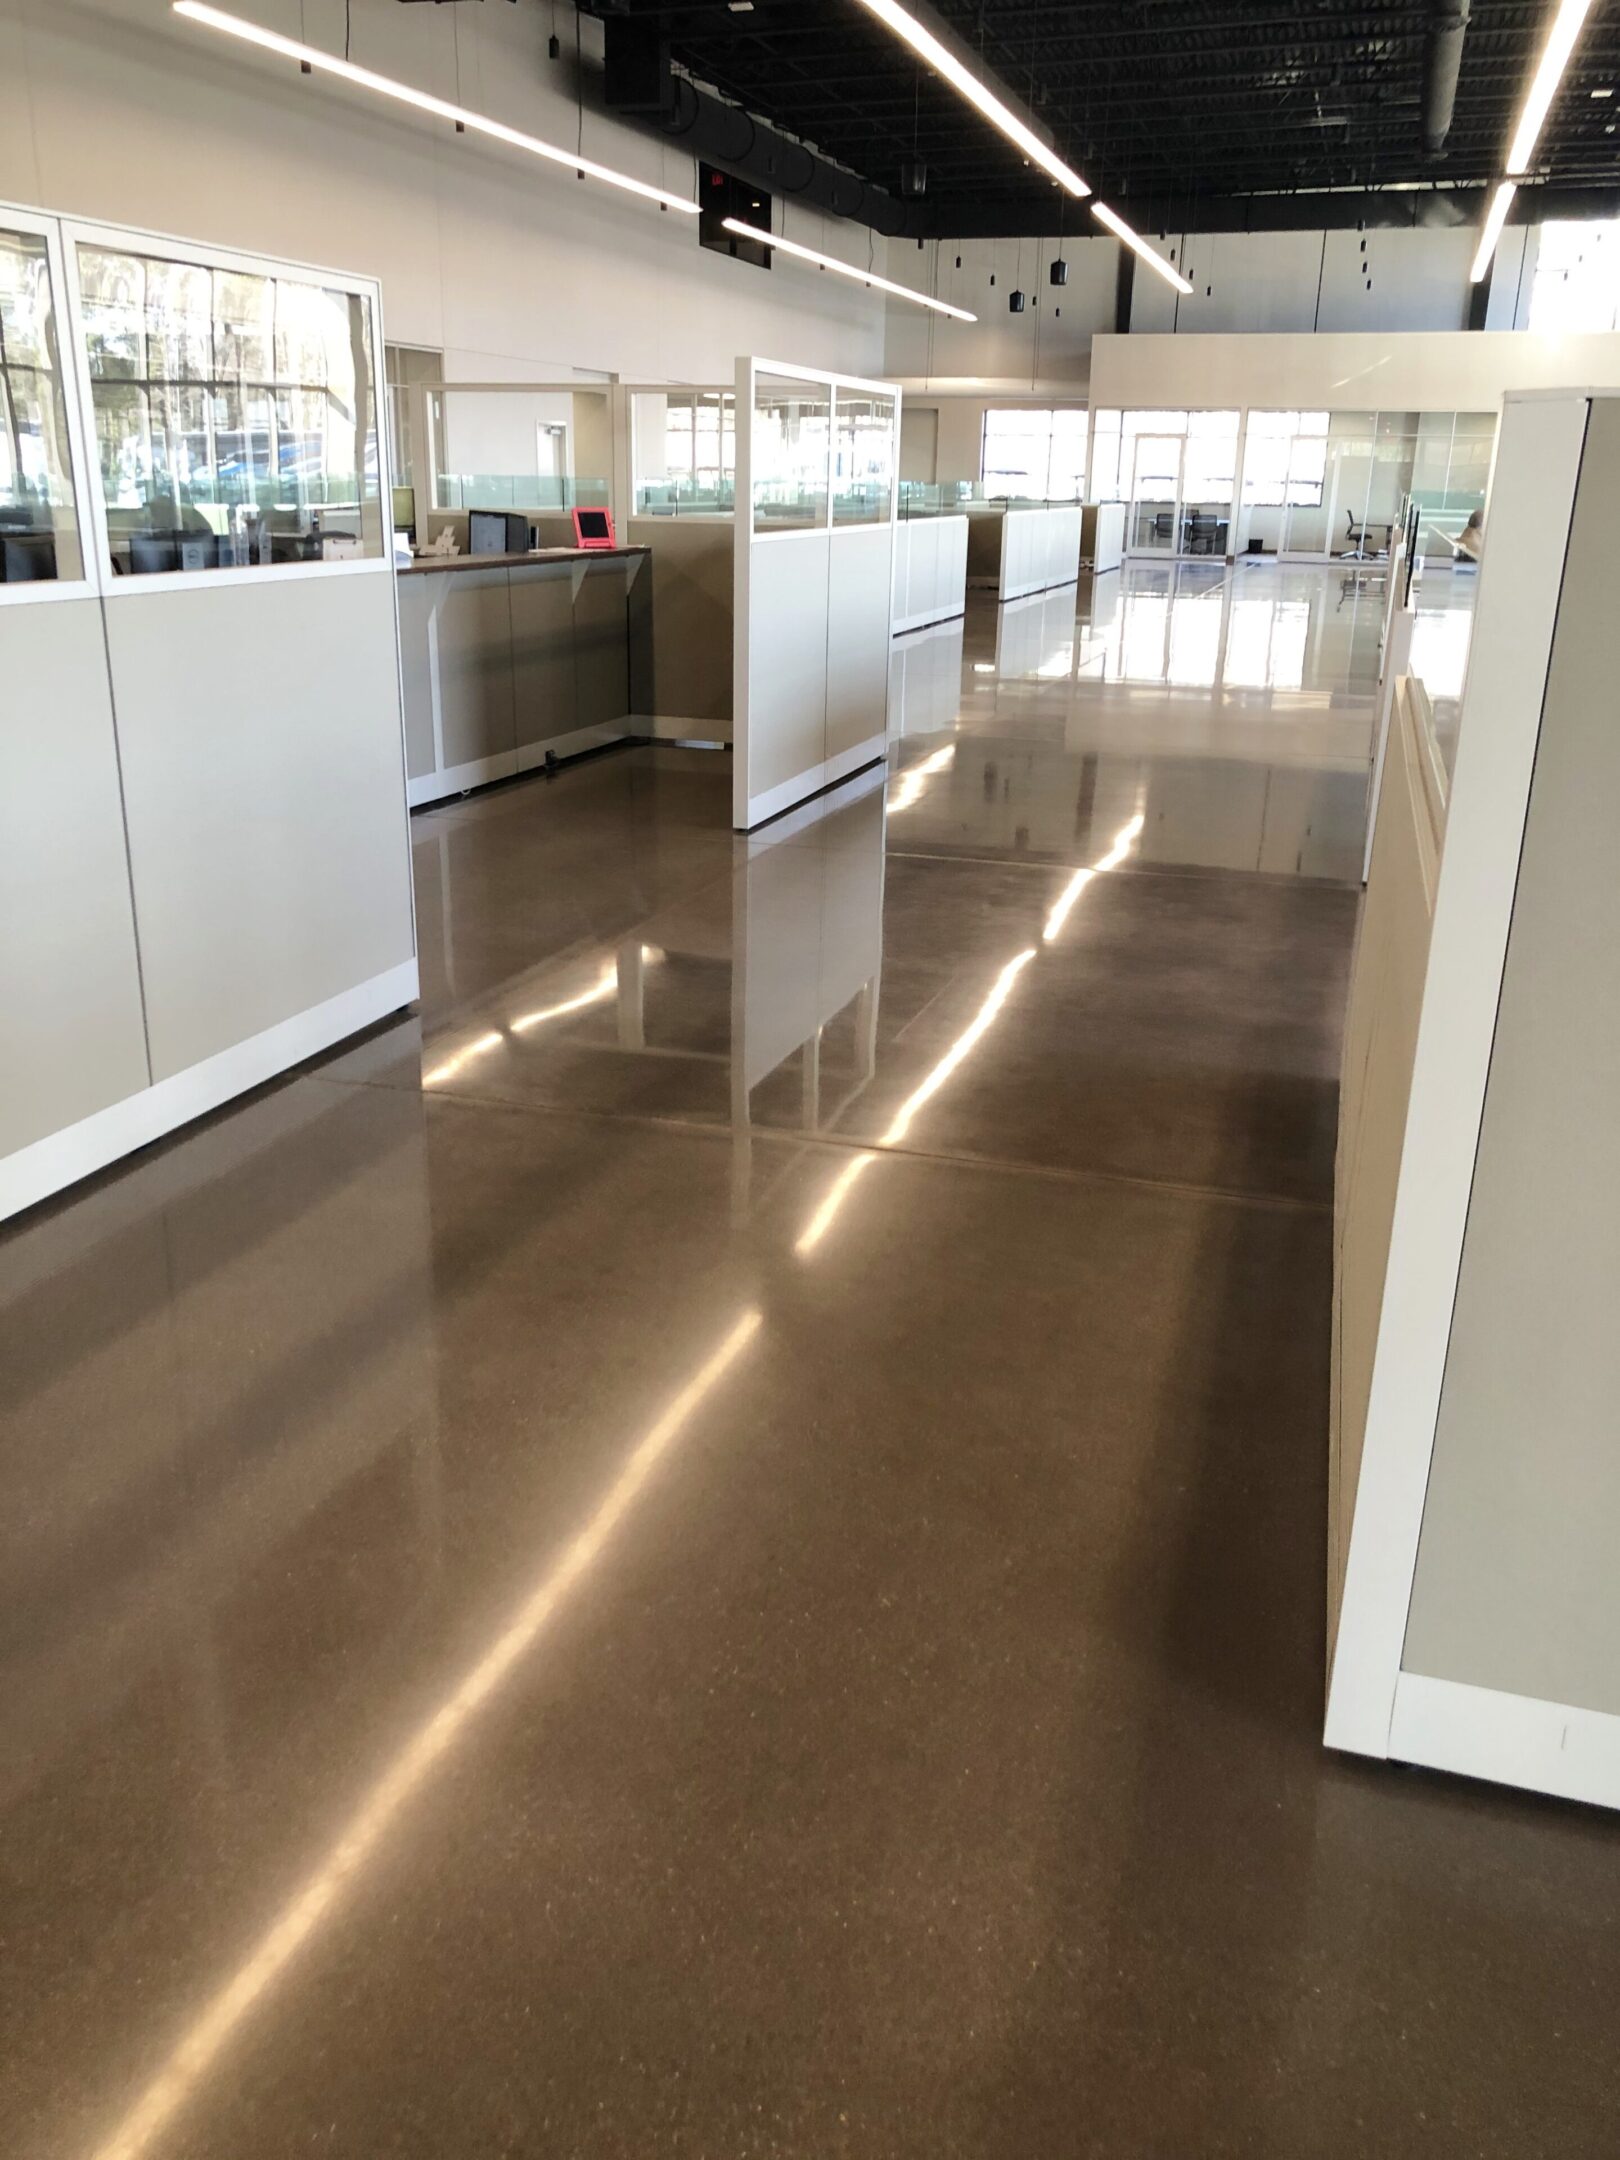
[1129,432,1181,554]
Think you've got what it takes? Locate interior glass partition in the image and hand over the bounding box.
[631,387,734,515]
[431,384,612,514]
[750,372,831,532]
[1409,411,1495,560]
[832,385,897,525]
[0,224,82,583]
[76,243,384,576]
[980,407,1086,502]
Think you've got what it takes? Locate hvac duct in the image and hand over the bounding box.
[1423,0,1471,156]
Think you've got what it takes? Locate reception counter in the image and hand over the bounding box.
[397,546,652,806]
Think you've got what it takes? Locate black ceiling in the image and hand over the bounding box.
[596,1,1620,231]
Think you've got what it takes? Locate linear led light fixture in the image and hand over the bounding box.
[1089,201,1194,295]
[1470,180,1518,283]
[171,2,699,216]
[1507,0,1598,172]
[721,219,977,320]
[850,0,1090,198]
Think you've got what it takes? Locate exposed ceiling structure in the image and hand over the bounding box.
[585,0,1620,234]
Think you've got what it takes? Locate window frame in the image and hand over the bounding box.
[0,203,100,608]
[60,216,390,599]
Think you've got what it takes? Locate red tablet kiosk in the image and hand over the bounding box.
[572,506,617,549]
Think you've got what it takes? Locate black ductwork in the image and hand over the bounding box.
[1423,0,1471,157]
[602,17,918,237]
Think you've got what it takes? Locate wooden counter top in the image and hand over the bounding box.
[397,545,651,576]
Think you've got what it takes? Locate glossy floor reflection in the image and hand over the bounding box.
[7,566,1616,2160]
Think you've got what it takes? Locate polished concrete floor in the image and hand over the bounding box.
[5,564,1617,2158]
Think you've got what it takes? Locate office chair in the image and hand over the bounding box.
[1343,508,1373,558]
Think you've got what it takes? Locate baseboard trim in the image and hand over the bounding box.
[1388,1672,1620,1811]
[0,957,420,1225]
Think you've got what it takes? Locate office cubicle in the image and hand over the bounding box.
[733,356,900,829]
[0,201,415,1223]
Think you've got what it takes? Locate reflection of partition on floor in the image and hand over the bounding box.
[1,205,415,1224]
[731,771,886,1135]
[889,615,966,737]
[733,357,899,830]
[892,513,968,634]
[1328,390,1620,1811]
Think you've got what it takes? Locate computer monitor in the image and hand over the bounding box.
[572,506,616,550]
[392,485,416,536]
[0,534,57,582]
[469,508,529,557]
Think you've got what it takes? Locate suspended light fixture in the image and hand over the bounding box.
[171,2,700,216]
[719,218,977,319]
[1090,201,1194,294]
[849,0,1091,197]
[1471,0,1598,281]
[1471,180,1518,283]
[1508,0,1599,171]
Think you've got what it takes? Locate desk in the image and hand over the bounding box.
[397,546,652,806]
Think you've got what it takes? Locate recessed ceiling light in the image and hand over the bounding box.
[171,2,699,215]
[1590,85,1613,96]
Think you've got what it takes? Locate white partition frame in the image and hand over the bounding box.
[0,206,103,611]
[1325,390,1620,1810]
[733,356,900,832]
[0,202,417,1225]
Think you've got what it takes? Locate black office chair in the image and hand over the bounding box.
[1150,511,1174,545]
[1186,511,1220,556]
[1342,509,1373,558]
[0,533,57,582]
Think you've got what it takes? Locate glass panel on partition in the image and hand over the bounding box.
[632,388,734,515]
[0,227,82,583]
[1089,409,1123,503]
[832,386,895,525]
[77,245,383,576]
[751,372,830,533]
[432,386,611,517]
[1180,409,1238,556]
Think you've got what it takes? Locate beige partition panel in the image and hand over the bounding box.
[0,599,150,1161]
[0,202,417,1225]
[104,574,416,1081]
[733,356,900,830]
[625,516,734,736]
[1326,389,1620,1811]
[892,514,968,635]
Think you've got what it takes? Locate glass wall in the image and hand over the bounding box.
[0,226,82,583]
[980,407,1086,502]
[631,388,734,515]
[1111,409,1238,555]
[78,245,383,576]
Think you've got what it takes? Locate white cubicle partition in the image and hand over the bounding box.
[1327,390,1620,1812]
[999,504,1084,601]
[892,513,968,635]
[0,204,415,1224]
[733,357,900,831]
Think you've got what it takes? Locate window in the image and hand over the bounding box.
[0,227,82,582]
[751,372,831,533]
[1527,219,1620,333]
[1241,411,1328,508]
[981,407,1086,502]
[640,389,734,513]
[78,245,383,576]
[832,387,896,525]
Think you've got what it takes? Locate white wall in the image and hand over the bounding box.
[1089,327,1620,414]
[1129,226,1483,335]
[0,0,885,384]
[882,233,1113,387]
